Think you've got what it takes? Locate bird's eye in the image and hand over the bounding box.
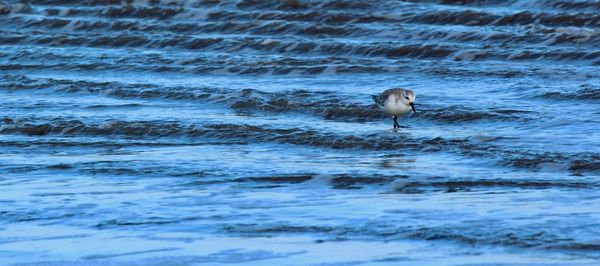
[405,97,409,100]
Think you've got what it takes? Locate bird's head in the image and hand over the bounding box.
[402,90,416,113]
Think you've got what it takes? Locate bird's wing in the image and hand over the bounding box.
[372,88,401,106]
[372,94,385,106]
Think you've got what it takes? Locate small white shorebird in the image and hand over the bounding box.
[372,88,416,129]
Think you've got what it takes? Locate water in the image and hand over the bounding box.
[1,0,599,265]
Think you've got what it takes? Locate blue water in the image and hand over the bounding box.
[1,0,599,265]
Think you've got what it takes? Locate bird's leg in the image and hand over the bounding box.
[393,116,399,129]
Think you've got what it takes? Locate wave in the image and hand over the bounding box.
[223,220,600,252]
[538,85,600,100]
[2,0,599,57]
[2,32,596,67]
[1,116,598,174]
[406,0,600,11]
[26,0,600,12]
[4,10,599,49]
[410,10,600,28]
[504,152,600,172]
[102,5,183,19]
[394,179,593,194]
[415,107,532,122]
[236,0,377,11]
[405,226,588,251]
[0,2,31,14]
[1,75,535,123]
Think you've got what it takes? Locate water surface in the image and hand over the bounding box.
[1,0,599,265]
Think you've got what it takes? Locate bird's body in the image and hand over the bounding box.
[373,88,416,129]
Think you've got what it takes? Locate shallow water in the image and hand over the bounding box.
[1,0,599,265]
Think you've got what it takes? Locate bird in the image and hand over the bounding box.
[372,88,416,129]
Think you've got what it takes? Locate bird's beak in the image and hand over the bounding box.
[410,102,416,113]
